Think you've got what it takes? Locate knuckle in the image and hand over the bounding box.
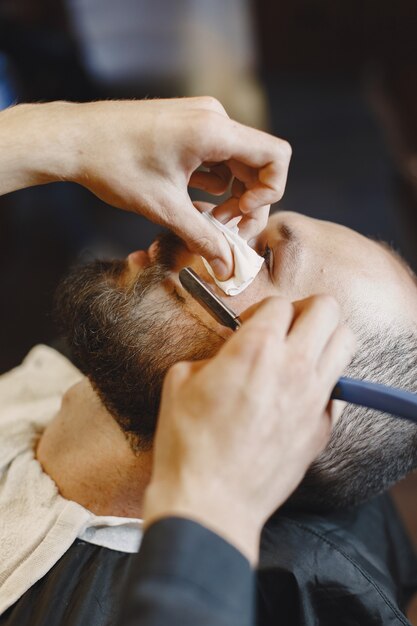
[259,164,284,198]
[246,296,292,328]
[266,180,284,202]
[191,110,221,145]
[167,361,190,383]
[267,296,294,319]
[196,95,225,114]
[243,326,277,359]
[313,293,340,316]
[276,185,285,202]
[264,294,290,309]
[279,139,292,161]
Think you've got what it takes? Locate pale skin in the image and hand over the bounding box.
[0,97,292,279]
[129,207,417,561]
[37,207,417,563]
[1,96,357,563]
[37,294,354,563]
[123,204,417,349]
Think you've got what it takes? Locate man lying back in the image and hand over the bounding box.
[1,209,417,625]
[48,208,417,510]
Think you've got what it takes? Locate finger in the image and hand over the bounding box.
[189,170,230,195]
[186,358,210,374]
[238,296,294,339]
[230,156,289,211]
[192,200,216,213]
[166,196,233,279]
[199,118,292,205]
[240,162,289,213]
[189,163,232,195]
[196,297,295,396]
[237,205,270,240]
[210,163,232,185]
[211,196,241,224]
[317,324,356,384]
[288,295,341,360]
[163,360,194,391]
[224,161,275,218]
[219,297,295,372]
[212,178,253,223]
[239,184,279,213]
[226,159,258,188]
[163,358,215,400]
[231,177,246,198]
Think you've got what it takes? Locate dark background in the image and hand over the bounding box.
[0,0,416,374]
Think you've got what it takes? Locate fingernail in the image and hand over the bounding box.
[211,258,230,281]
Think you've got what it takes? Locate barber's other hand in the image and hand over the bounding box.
[2,99,291,279]
[144,295,356,564]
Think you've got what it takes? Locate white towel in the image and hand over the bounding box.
[0,345,143,615]
[201,212,264,296]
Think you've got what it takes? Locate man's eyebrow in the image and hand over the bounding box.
[276,221,301,283]
[279,222,295,241]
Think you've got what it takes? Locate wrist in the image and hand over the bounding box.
[0,102,84,193]
[143,483,261,565]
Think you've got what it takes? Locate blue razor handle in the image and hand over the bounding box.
[332,377,417,424]
[179,267,417,425]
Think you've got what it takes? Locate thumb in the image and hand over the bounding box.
[168,197,234,280]
[239,296,294,329]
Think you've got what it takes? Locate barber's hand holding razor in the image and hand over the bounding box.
[0,98,291,279]
[144,295,356,564]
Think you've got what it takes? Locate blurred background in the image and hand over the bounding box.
[0,0,416,373]
[0,1,417,618]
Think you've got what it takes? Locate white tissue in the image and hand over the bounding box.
[201,212,264,296]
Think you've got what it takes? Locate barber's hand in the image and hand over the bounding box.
[1,99,291,279]
[144,295,356,564]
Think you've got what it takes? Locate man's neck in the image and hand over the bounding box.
[36,379,152,518]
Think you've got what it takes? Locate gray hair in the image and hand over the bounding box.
[288,327,417,511]
[55,238,417,509]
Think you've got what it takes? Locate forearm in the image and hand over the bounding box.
[0,96,292,274]
[0,102,81,196]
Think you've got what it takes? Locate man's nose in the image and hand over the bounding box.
[127,250,150,271]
